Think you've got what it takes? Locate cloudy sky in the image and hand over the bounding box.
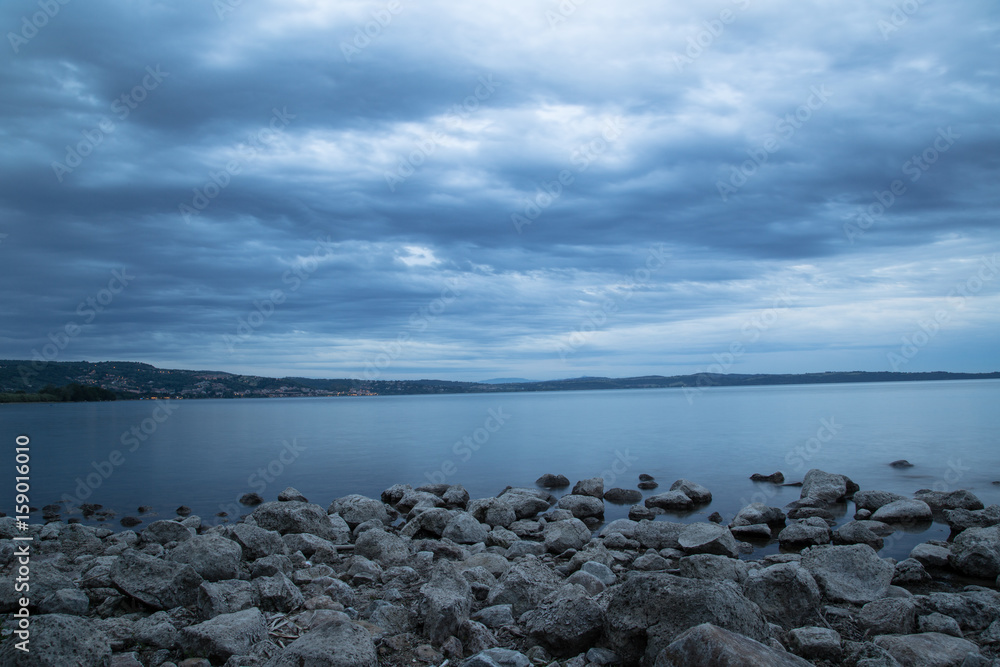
[1,0,998,381]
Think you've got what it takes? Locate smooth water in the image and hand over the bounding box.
[3,379,998,560]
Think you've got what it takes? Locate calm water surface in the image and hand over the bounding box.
[3,379,998,560]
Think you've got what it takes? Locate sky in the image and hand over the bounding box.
[1,0,998,382]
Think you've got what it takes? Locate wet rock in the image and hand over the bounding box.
[239,492,264,505]
[572,477,605,498]
[652,623,812,667]
[744,562,822,629]
[920,590,1000,631]
[522,584,605,657]
[536,473,570,488]
[176,505,192,516]
[800,469,856,504]
[670,479,712,504]
[141,519,195,544]
[639,473,655,481]
[948,525,1000,579]
[943,505,1000,532]
[278,486,308,502]
[750,471,785,483]
[833,521,885,550]
[893,558,932,585]
[729,524,773,541]
[252,501,343,540]
[110,550,203,610]
[914,489,984,512]
[645,490,693,511]
[263,616,378,667]
[854,490,908,513]
[871,499,933,524]
[557,494,605,520]
[442,513,489,545]
[180,607,267,662]
[120,516,142,528]
[910,542,951,568]
[420,561,473,645]
[543,518,591,553]
[638,480,659,490]
[890,459,914,468]
[629,504,658,520]
[873,632,981,667]
[677,523,739,558]
[329,494,389,528]
[604,487,643,504]
[468,498,517,528]
[800,544,894,604]
[778,519,832,547]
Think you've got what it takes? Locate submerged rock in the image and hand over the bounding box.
[750,471,785,483]
[535,473,570,488]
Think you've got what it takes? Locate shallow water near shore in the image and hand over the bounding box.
[3,379,998,561]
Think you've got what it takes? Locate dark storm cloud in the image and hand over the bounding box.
[1,0,998,380]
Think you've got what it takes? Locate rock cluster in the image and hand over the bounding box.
[1,473,999,666]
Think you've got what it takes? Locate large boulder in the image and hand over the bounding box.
[800,544,894,604]
[252,501,342,540]
[871,499,932,524]
[197,579,257,619]
[948,525,1000,579]
[858,597,918,636]
[800,469,856,504]
[141,519,194,544]
[743,562,822,629]
[263,616,378,667]
[400,507,453,538]
[914,489,984,512]
[522,584,605,657]
[634,520,684,549]
[329,494,389,528]
[730,502,785,527]
[605,572,769,666]
[468,498,517,528]
[167,533,243,581]
[498,489,552,520]
[543,518,591,553]
[354,528,410,567]
[644,491,693,511]
[652,623,811,667]
[677,523,738,558]
[180,607,267,662]
[486,555,563,617]
[873,632,981,666]
[854,490,907,513]
[254,572,305,612]
[420,561,473,644]
[778,519,832,547]
[230,523,289,560]
[536,473,570,488]
[557,494,605,519]
[0,614,111,666]
[833,521,884,550]
[920,590,1000,632]
[110,550,203,610]
[572,477,605,498]
[677,554,748,585]
[670,479,712,504]
[786,627,843,662]
[943,505,1000,532]
[604,488,643,504]
[442,513,489,545]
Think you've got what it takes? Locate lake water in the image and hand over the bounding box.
[3,379,998,560]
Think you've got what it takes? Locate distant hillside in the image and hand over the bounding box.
[0,360,997,401]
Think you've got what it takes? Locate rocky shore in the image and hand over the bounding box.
[2,469,1000,666]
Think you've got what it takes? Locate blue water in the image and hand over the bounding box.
[2,380,998,560]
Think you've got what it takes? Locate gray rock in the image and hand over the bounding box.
[910,542,952,568]
[197,579,256,619]
[557,494,605,519]
[282,532,339,560]
[652,622,812,667]
[604,487,643,504]
[572,477,605,498]
[486,555,562,617]
[263,616,378,666]
[943,505,1000,532]
[800,469,855,504]
[633,551,671,571]
[854,490,908,513]
[872,499,933,524]
[750,471,786,483]
[38,588,89,616]
[678,523,739,558]
[461,648,531,667]
[678,554,747,584]
[504,541,546,559]
[834,521,885,550]
[730,524,773,541]
[586,647,621,666]
[329,494,389,528]
[370,601,413,634]
[133,611,179,649]
[645,490,693,511]
[251,554,294,579]
[581,560,616,586]
[918,612,963,637]
[604,572,770,665]
[110,550,203,610]
[443,513,489,544]
[252,501,343,540]
[460,618,498,655]
[730,502,786,527]
[948,525,1000,579]
[600,518,640,538]
[462,552,510,578]
[522,584,605,657]
[921,590,1000,631]
[873,632,981,667]
[634,520,684,549]
[381,483,413,506]
[743,562,822,629]
[536,473,570,488]
[497,489,551,520]
[254,572,304,612]
[420,561,473,644]
[914,489,985,512]
[444,484,471,508]
[543,518,591,553]
[485,526,520,549]
[468,498,518,528]
[398,489,447,513]
[858,598,918,635]
[354,528,410,567]
[141,519,194,544]
[629,504,659,520]
[278,486,308,502]
[180,607,267,662]
[778,519,832,547]
[567,570,606,595]
[231,523,289,560]
[0,613,111,666]
[472,604,516,629]
[893,557,932,585]
[168,533,243,581]
[800,544,894,604]
[401,507,455,538]
[787,626,843,661]
[670,479,712,504]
